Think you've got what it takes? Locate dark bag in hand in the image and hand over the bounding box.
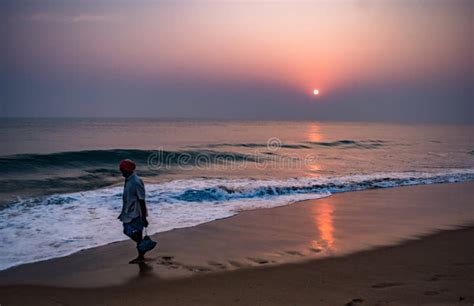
[138,229,157,253]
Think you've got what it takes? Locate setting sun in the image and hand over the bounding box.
[313,89,320,96]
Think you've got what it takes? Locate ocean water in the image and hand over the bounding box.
[0,119,473,270]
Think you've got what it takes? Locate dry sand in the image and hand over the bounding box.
[0,182,473,305]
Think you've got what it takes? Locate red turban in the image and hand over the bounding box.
[119,159,136,172]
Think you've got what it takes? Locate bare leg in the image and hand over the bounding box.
[129,230,145,264]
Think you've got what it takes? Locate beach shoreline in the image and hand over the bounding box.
[1,223,473,305]
[1,182,473,305]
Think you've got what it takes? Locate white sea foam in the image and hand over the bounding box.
[1,168,473,271]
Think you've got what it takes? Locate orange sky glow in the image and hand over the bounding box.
[2,0,472,121]
[8,1,471,94]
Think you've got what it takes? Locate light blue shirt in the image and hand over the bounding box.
[118,173,146,223]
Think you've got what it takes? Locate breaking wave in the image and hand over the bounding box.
[0,168,473,271]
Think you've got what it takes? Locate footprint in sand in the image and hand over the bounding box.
[371,282,404,289]
[284,250,304,257]
[160,261,173,266]
[159,256,174,264]
[207,261,227,270]
[156,255,181,269]
[247,257,269,265]
[185,266,212,273]
[228,260,244,268]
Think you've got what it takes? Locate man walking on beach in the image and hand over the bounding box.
[118,159,152,264]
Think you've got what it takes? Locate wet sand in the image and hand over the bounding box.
[0,182,473,305]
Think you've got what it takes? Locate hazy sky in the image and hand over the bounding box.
[1,0,472,123]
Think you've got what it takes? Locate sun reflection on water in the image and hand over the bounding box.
[306,122,322,143]
[305,122,323,175]
[312,201,336,252]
